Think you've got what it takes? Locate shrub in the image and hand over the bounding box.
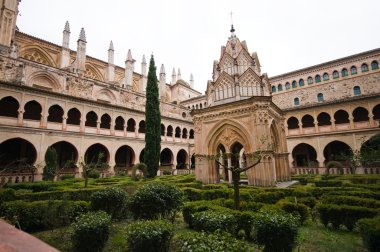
[71,211,111,252]
[182,187,203,201]
[0,200,89,232]
[4,181,58,192]
[325,161,344,174]
[277,200,309,224]
[202,188,230,200]
[126,220,173,252]
[314,180,343,187]
[16,188,103,202]
[252,210,298,252]
[128,182,183,220]
[253,191,286,204]
[321,195,380,209]
[88,169,100,178]
[317,204,378,230]
[91,187,128,219]
[172,231,251,252]
[358,216,380,252]
[43,146,58,181]
[60,174,75,180]
[131,163,148,181]
[191,210,237,234]
[0,188,16,203]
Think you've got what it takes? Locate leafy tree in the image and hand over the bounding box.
[79,152,109,188]
[144,55,161,178]
[43,147,58,181]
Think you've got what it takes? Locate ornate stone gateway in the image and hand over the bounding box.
[192,26,290,186]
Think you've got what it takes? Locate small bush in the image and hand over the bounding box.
[321,195,380,209]
[4,181,58,192]
[71,211,111,252]
[60,174,75,180]
[0,200,90,232]
[126,220,173,252]
[314,180,343,187]
[317,204,378,230]
[182,187,203,201]
[88,169,100,179]
[252,210,298,252]
[253,191,286,204]
[172,231,251,252]
[358,216,380,252]
[277,200,309,224]
[0,188,16,203]
[91,187,128,219]
[191,210,237,234]
[131,163,147,181]
[128,182,183,220]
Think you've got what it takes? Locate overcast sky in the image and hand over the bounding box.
[17,0,380,92]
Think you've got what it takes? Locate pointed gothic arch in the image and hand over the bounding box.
[95,88,117,103]
[20,46,57,67]
[85,63,104,82]
[27,71,62,91]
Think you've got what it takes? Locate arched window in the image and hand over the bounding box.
[47,105,64,123]
[100,113,111,129]
[24,100,42,121]
[353,107,369,122]
[114,116,125,131]
[333,70,339,79]
[361,63,368,72]
[323,73,329,81]
[315,74,321,83]
[299,79,304,87]
[0,96,19,118]
[287,117,299,129]
[292,80,297,88]
[353,86,361,96]
[371,60,379,70]
[307,76,313,85]
[85,111,97,127]
[67,108,81,125]
[350,66,357,75]
[271,86,276,93]
[317,93,324,102]
[285,82,290,90]
[294,97,300,106]
[342,68,348,77]
[277,84,283,91]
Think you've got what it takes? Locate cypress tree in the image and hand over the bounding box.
[144,55,161,177]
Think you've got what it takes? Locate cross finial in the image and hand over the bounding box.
[229,11,235,33]
[230,11,234,25]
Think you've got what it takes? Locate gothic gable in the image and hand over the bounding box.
[20,46,56,67]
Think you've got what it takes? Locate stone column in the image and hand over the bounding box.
[227,154,232,183]
[62,115,67,131]
[96,120,100,134]
[80,118,85,132]
[349,116,354,129]
[17,109,24,126]
[331,119,336,131]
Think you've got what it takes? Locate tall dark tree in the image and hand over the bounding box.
[144,55,161,177]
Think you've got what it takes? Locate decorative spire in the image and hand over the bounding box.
[177,68,181,80]
[64,21,70,33]
[108,41,114,51]
[142,55,146,64]
[171,67,176,84]
[126,49,134,62]
[190,73,194,81]
[230,24,235,33]
[172,67,176,76]
[190,73,194,89]
[78,27,86,42]
[160,64,165,74]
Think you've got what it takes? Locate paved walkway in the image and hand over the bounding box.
[276,180,299,188]
[0,220,59,252]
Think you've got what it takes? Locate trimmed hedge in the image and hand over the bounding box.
[16,188,104,202]
[253,210,299,252]
[358,216,380,252]
[321,195,380,209]
[172,231,252,252]
[253,191,286,204]
[277,200,309,224]
[314,180,343,187]
[317,203,378,230]
[181,187,231,201]
[126,220,173,252]
[0,200,90,232]
[191,210,238,234]
[90,187,128,219]
[71,211,111,252]
[4,182,59,192]
[128,182,183,220]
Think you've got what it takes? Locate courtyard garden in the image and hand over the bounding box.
[0,173,379,252]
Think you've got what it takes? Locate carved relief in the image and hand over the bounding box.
[66,76,93,98]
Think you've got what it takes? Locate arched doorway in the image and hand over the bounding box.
[0,138,37,172]
[115,145,135,171]
[84,143,109,164]
[323,141,352,164]
[160,148,173,169]
[176,149,188,169]
[49,141,78,171]
[292,143,318,167]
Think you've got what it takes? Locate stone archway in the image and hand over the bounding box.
[160,148,173,169]
[84,143,109,164]
[49,141,78,171]
[292,143,318,167]
[176,149,188,169]
[323,140,352,165]
[0,138,37,171]
[115,145,135,171]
